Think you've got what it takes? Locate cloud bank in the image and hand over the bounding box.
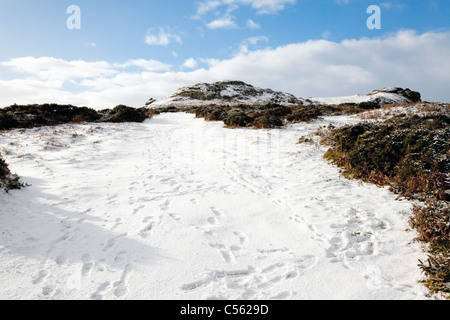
[1,30,449,108]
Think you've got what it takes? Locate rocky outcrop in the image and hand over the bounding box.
[368,87,421,103]
[148,81,422,108]
[147,80,305,107]
[311,87,422,105]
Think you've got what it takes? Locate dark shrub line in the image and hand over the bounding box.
[182,101,383,129]
[0,104,155,131]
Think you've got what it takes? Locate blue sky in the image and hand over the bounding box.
[0,0,449,107]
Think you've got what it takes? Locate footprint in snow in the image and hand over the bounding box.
[103,233,127,251]
[81,253,93,276]
[233,231,249,245]
[209,243,236,263]
[210,206,223,218]
[113,265,131,298]
[169,213,181,222]
[160,199,171,211]
[42,285,56,297]
[139,222,154,239]
[91,281,111,300]
[32,270,48,285]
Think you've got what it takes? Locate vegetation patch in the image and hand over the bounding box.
[185,102,381,129]
[0,103,155,131]
[0,156,25,193]
[99,105,148,123]
[320,114,450,298]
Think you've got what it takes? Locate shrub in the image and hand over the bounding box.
[253,115,284,129]
[224,111,254,127]
[321,114,450,298]
[0,114,19,130]
[207,108,229,121]
[189,101,383,129]
[323,116,450,198]
[409,201,450,297]
[101,105,148,123]
[0,104,153,131]
[0,157,25,193]
[286,107,322,123]
[265,104,292,117]
[358,101,381,110]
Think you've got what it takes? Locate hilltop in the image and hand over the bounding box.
[146,80,421,108]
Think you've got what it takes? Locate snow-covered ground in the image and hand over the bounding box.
[0,112,431,300]
[311,92,409,105]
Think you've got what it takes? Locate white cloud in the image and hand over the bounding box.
[116,59,171,72]
[182,58,199,69]
[247,19,261,29]
[0,57,116,80]
[322,30,331,39]
[196,0,296,16]
[207,15,238,29]
[1,30,449,108]
[335,0,350,4]
[236,0,296,14]
[196,1,295,31]
[194,0,295,32]
[380,2,405,11]
[194,0,223,18]
[145,28,182,46]
[238,36,269,53]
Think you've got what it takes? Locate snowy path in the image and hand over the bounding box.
[0,113,430,300]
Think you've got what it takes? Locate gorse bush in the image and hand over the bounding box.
[0,157,24,193]
[100,105,148,123]
[323,115,450,200]
[190,102,381,129]
[321,114,450,298]
[0,104,155,131]
[0,104,101,130]
[409,201,450,296]
[224,111,254,127]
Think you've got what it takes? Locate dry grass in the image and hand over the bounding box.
[356,102,450,121]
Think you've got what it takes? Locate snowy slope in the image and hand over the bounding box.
[148,80,305,107]
[0,112,431,300]
[310,92,410,105]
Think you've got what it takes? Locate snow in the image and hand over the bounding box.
[0,112,432,300]
[311,92,409,105]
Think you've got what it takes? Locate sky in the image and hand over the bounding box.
[0,0,449,108]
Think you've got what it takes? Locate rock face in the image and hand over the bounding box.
[147,81,422,108]
[311,87,422,105]
[368,87,422,103]
[147,80,305,107]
